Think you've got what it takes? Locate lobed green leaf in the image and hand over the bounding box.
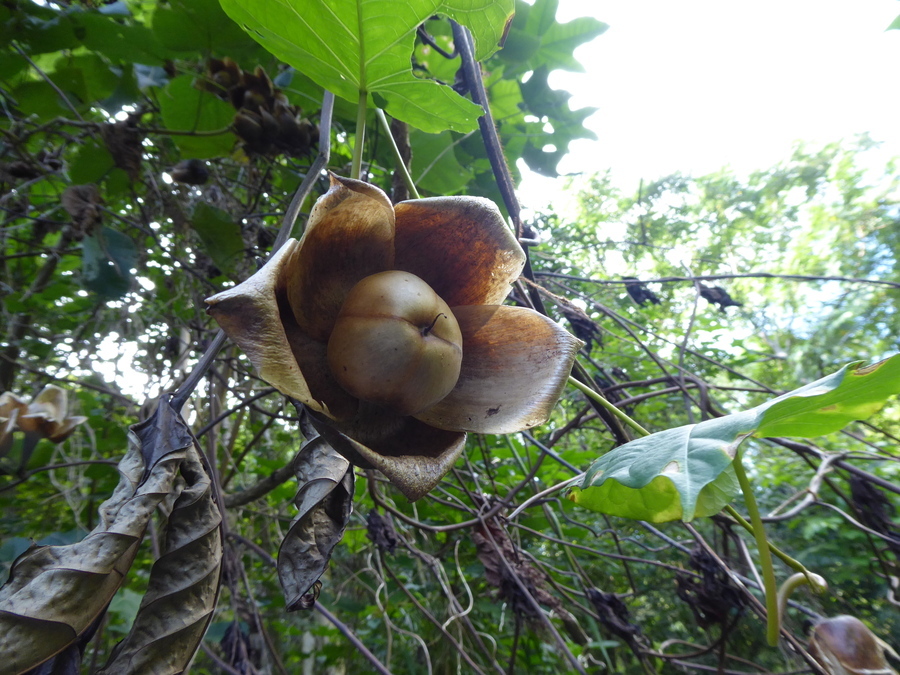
[218,0,514,132]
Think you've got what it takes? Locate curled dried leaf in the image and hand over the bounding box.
[277,434,354,611]
[100,120,143,182]
[99,440,222,675]
[61,184,102,235]
[0,398,197,674]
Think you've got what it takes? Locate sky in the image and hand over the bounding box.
[518,0,900,210]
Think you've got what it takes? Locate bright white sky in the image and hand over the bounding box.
[518,0,900,210]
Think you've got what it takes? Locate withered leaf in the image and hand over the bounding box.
[23,612,104,675]
[0,399,201,674]
[366,510,398,554]
[699,284,743,312]
[100,120,143,182]
[278,434,354,611]
[135,395,194,483]
[61,184,102,234]
[472,515,558,618]
[99,440,222,675]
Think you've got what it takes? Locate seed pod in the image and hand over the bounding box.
[327,271,463,416]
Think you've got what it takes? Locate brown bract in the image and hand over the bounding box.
[809,615,899,675]
[0,385,87,453]
[206,175,582,500]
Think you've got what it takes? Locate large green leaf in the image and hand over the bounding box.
[410,129,473,195]
[151,0,258,54]
[217,0,514,133]
[571,355,900,522]
[158,75,238,159]
[71,12,169,66]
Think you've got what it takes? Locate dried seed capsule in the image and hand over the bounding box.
[327,271,463,416]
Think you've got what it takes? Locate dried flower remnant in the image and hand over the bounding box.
[809,615,899,675]
[0,392,27,455]
[15,385,87,442]
[207,175,582,500]
[0,385,87,459]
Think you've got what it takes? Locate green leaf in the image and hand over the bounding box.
[81,226,137,298]
[151,0,257,54]
[534,16,607,72]
[158,75,238,159]
[518,66,596,176]
[570,413,752,522]
[572,355,900,522]
[51,54,119,105]
[69,141,115,184]
[753,357,900,438]
[71,12,168,66]
[11,81,71,121]
[106,588,143,635]
[499,0,606,74]
[218,0,514,133]
[409,129,473,195]
[888,14,900,30]
[191,203,245,279]
[16,5,79,55]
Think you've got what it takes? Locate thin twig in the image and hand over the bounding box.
[535,270,900,289]
[315,601,396,675]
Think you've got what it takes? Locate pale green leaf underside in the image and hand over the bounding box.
[218,0,514,133]
[572,355,900,522]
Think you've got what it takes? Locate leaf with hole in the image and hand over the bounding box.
[218,0,514,133]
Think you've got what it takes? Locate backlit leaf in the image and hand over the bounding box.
[218,0,514,133]
[191,202,246,280]
[572,355,900,522]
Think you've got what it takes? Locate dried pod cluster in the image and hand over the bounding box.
[100,116,143,181]
[203,58,318,157]
[0,150,63,183]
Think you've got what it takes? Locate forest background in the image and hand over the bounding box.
[1,0,900,673]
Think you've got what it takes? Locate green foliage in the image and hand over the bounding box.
[2,1,900,673]
[189,203,246,280]
[572,356,900,522]
[81,226,137,298]
[219,0,513,132]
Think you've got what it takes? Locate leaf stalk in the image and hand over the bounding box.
[567,375,650,437]
[351,90,367,180]
[732,450,780,646]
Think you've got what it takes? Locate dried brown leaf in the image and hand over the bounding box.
[98,440,222,675]
[278,434,354,611]
[0,398,196,675]
[60,184,102,234]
